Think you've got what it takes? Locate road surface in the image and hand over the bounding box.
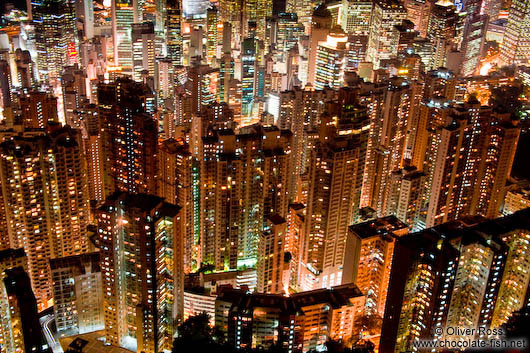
[40,314,64,353]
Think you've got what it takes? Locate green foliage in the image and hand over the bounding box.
[198,263,216,273]
[490,85,524,119]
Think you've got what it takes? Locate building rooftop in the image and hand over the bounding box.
[0,248,26,262]
[60,331,134,353]
[349,215,408,239]
[49,252,100,273]
[217,283,363,314]
[101,192,180,217]
[267,213,286,225]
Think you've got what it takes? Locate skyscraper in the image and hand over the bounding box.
[200,125,291,271]
[1,267,46,353]
[183,0,210,16]
[427,0,457,70]
[343,216,408,349]
[257,214,287,294]
[460,10,488,76]
[0,61,11,115]
[0,0,528,350]
[303,104,367,289]
[499,0,530,66]
[112,0,137,74]
[19,90,58,129]
[157,138,197,272]
[274,13,304,60]
[97,192,183,352]
[314,27,348,90]
[418,100,520,228]
[241,37,258,116]
[132,22,155,82]
[206,6,219,65]
[33,0,77,81]
[307,5,332,85]
[285,0,313,31]
[404,0,431,37]
[50,252,104,335]
[98,77,158,195]
[342,0,373,35]
[0,126,90,310]
[366,0,407,69]
[243,0,273,40]
[167,0,184,65]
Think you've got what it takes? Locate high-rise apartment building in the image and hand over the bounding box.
[303,103,368,289]
[470,113,520,218]
[187,63,220,115]
[278,86,336,195]
[417,100,520,228]
[241,37,258,116]
[97,192,183,352]
[0,61,11,114]
[0,126,89,310]
[381,210,530,352]
[50,252,104,335]
[14,49,36,89]
[360,78,418,217]
[98,77,158,195]
[81,103,110,204]
[19,90,58,129]
[490,227,530,328]
[343,216,408,349]
[157,138,197,273]
[0,249,29,351]
[442,236,500,343]
[257,215,287,294]
[200,124,291,271]
[285,203,305,291]
[62,65,89,129]
[503,185,530,215]
[380,220,462,352]
[216,283,365,352]
[0,267,46,352]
